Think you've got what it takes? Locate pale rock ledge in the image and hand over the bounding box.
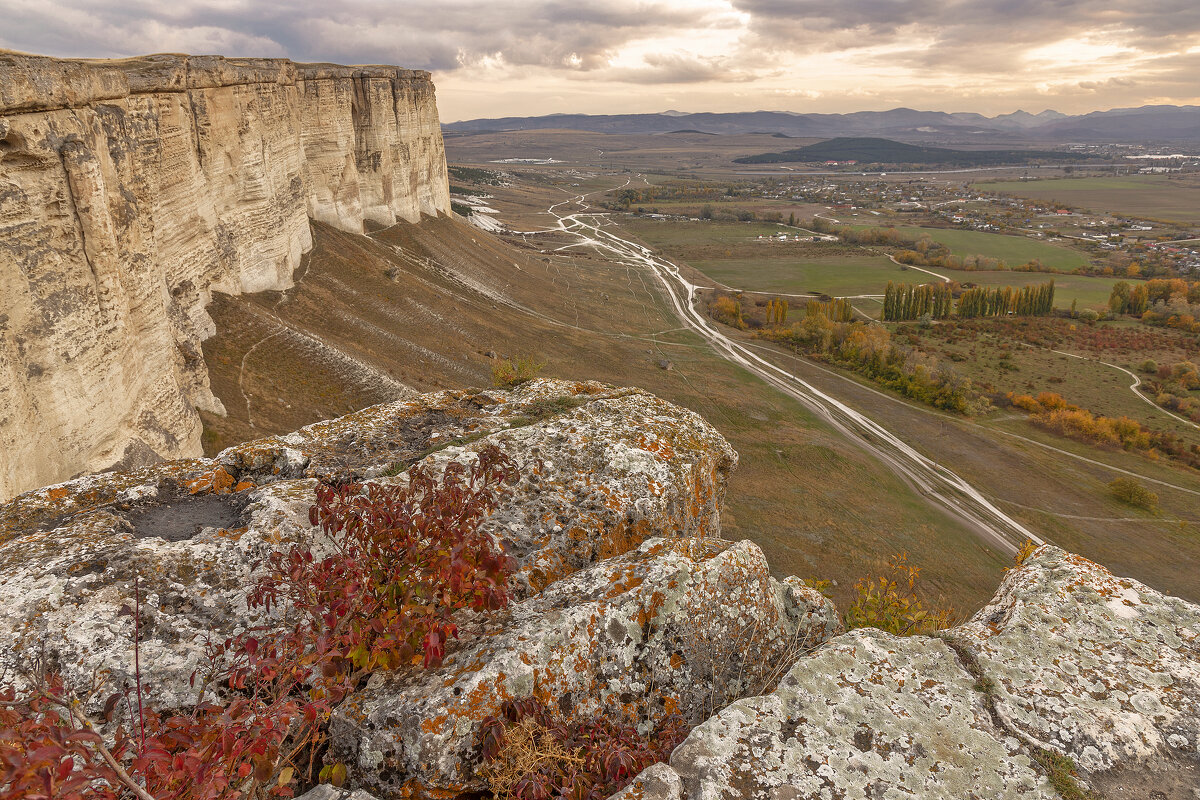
[1,381,1197,798]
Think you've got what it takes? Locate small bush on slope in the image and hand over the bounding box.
[845,552,956,636]
[492,355,546,388]
[1108,477,1159,511]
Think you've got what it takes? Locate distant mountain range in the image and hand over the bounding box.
[443,105,1200,142]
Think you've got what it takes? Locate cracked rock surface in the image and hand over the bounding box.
[624,546,1200,799]
[951,545,1200,795]
[0,380,736,713]
[331,536,838,795]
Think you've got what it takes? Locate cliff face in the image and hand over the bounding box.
[0,52,450,501]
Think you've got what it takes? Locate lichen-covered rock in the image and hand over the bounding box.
[293,787,380,800]
[0,380,735,710]
[215,379,737,597]
[608,763,683,800]
[329,536,838,796]
[0,478,316,709]
[951,545,1200,785]
[640,628,1053,799]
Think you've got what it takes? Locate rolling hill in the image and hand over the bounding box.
[732,137,1090,166]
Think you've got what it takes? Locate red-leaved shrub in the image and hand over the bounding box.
[1,445,517,800]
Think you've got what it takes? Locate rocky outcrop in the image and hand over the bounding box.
[628,546,1200,799]
[0,381,738,712]
[331,537,837,795]
[3,381,1199,798]
[652,630,1054,798]
[0,51,451,501]
[950,546,1200,795]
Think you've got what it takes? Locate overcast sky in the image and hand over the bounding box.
[2,1,1198,121]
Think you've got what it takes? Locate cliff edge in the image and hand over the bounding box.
[0,51,451,501]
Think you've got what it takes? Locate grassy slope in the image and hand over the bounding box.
[612,208,1200,604]
[201,182,1200,612]
[201,214,994,611]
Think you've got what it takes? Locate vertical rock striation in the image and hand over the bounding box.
[0,52,450,501]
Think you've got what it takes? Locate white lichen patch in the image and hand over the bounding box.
[644,629,1054,799]
[951,545,1200,777]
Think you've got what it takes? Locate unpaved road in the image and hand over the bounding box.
[544,191,1042,556]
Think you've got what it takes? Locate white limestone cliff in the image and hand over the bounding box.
[0,51,451,501]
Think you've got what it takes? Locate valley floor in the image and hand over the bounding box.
[202,177,1200,612]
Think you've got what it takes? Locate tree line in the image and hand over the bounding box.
[766,298,790,324]
[956,281,1055,318]
[883,280,1055,321]
[806,297,854,322]
[882,283,953,321]
[1110,278,1200,314]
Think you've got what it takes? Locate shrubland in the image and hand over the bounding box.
[1006,391,1200,470]
[757,310,979,413]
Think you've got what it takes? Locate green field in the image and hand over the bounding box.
[628,216,1119,308]
[858,225,1090,270]
[623,218,798,245]
[692,255,905,296]
[977,175,1200,224]
[692,258,1118,309]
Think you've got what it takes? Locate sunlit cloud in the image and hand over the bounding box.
[0,0,1197,118]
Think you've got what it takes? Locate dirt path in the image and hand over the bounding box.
[545,186,1043,557]
[1048,348,1200,432]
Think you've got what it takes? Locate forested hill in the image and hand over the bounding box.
[732,137,1091,166]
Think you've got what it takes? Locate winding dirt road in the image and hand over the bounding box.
[544,191,1042,556]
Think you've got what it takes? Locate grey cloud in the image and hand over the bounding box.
[600,53,760,84]
[733,0,1200,69]
[0,0,723,74]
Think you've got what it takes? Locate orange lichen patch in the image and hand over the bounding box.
[45,487,70,501]
[597,524,645,561]
[635,591,667,629]
[186,467,237,495]
[526,554,575,595]
[393,780,468,800]
[214,526,249,541]
[233,480,257,492]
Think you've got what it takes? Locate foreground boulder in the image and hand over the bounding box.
[951,545,1200,796]
[330,537,838,795]
[638,629,1054,799]
[5,378,1200,800]
[0,380,734,707]
[626,546,1200,799]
